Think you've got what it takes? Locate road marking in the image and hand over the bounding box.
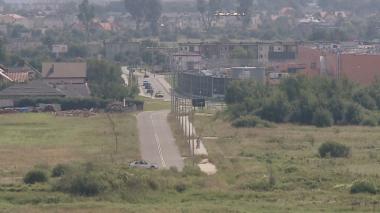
[150,113,167,168]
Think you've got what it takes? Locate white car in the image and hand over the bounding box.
[129,160,158,169]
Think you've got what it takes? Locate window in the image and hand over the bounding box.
[311,62,317,69]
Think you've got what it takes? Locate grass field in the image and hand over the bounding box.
[0,113,139,183]
[2,107,380,212]
[137,96,170,111]
[191,112,380,212]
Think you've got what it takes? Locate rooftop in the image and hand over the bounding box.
[0,80,64,97]
[42,62,87,79]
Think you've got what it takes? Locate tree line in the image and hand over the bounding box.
[226,76,380,127]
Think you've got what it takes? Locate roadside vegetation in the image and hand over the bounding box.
[226,76,380,127]
[191,112,380,212]
[137,96,170,111]
[1,101,380,212]
[0,113,139,181]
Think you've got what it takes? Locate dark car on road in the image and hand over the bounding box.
[155,91,164,98]
[129,160,158,169]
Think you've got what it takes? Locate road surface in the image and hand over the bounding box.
[137,72,171,101]
[137,110,184,171]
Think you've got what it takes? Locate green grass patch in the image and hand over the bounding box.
[137,96,170,111]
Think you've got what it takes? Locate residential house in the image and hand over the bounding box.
[42,62,87,85]
[0,80,65,100]
[0,65,35,83]
[41,62,91,98]
[0,14,33,29]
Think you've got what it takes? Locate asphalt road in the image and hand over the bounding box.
[137,110,184,171]
[138,72,171,101]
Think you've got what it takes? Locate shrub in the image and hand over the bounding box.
[23,170,48,184]
[232,115,262,128]
[51,164,69,178]
[312,108,333,127]
[284,166,298,174]
[147,179,159,191]
[345,103,364,124]
[244,181,272,191]
[182,166,202,177]
[175,183,187,193]
[55,172,107,196]
[14,97,144,110]
[350,181,377,194]
[318,142,350,158]
[361,116,378,127]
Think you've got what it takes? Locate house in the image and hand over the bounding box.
[41,62,91,98]
[0,80,65,99]
[0,14,32,29]
[3,66,35,83]
[42,62,87,84]
[0,65,35,83]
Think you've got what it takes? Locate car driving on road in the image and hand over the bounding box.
[129,160,158,169]
[154,91,164,98]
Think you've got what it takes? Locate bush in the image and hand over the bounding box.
[182,166,203,177]
[244,181,272,191]
[361,116,378,127]
[232,115,261,128]
[345,103,364,124]
[318,142,350,158]
[51,164,69,177]
[55,172,107,196]
[24,170,48,184]
[312,108,333,127]
[350,181,377,194]
[14,97,144,111]
[175,183,187,193]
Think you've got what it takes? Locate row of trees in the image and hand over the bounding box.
[226,76,380,127]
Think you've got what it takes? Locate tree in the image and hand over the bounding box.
[237,0,254,28]
[146,0,162,35]
[196,0,221,31]
[125,0,162,34]
[125,0,145,31]
[87,60,138,99]
[78,0,95,43]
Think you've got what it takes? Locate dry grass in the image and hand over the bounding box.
[191,114,380,211]
[167,113,191,158]
[0,113,139,182]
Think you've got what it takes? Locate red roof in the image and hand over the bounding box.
[5,72,29,83]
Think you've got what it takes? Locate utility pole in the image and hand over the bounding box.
[191,108,195,167]
[184,97,187,146]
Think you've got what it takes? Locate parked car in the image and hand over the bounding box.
[143,80,149,86]
[144,73,149,78]
[129,160,158,169]
[155,91,164,98]
[144,83,152,89]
